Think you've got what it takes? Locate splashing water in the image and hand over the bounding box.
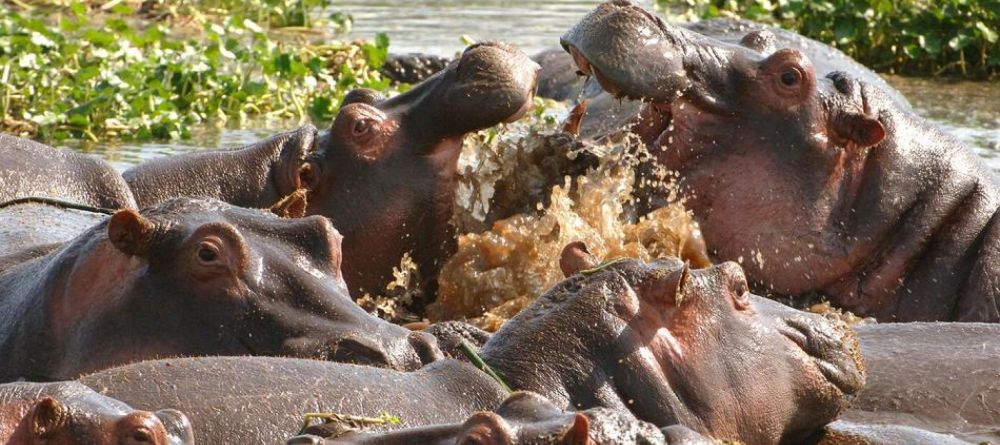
[429,110,710,331]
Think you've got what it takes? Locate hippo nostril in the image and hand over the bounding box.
[331,337,393,367]
[287,434,325,445]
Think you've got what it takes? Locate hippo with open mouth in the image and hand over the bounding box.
[0,381,194,445]
[561,0,1000,322]
[124,42,539,301]
[0,195,439,381]
[81,243,863,445]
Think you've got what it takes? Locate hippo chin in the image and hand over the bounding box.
[288,391,712,445]
[562,0,1000,322]
[0,133,136,210]
[0,381,194,445]
[80,243,862,445]
[0,195,438,381]
[303,41,539,300]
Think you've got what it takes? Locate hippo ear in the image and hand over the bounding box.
[270,189,309,218]
[560,241,598,277]
[561,413,591,445]
[31,397,68,439]
[561,100,589,136]
[108,209,156,257]
[835,113,886,149]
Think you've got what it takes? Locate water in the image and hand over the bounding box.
[62,0,997,172]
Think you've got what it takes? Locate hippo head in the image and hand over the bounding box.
[8,383,194,445]
[289,391,679,445]
[300,42,539,296]
[485,243,865,444]
[49,196,438,377]
[560,1,954,308]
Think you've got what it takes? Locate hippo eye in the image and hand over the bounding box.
[352,118,374,136]
[123,427,154,445]
[780,68,802,87]
[196,242,220,264]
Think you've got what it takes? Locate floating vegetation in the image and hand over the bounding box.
[0,2,391,141]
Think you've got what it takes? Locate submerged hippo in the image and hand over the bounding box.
[288,391,714,444]
[123,42,539,300]
[81,243,863,445]
[0,133,135,210]
[562,0,1000,321]
[0,381,193,445]
[0,195,438,382]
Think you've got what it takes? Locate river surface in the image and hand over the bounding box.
[66,0,998,172]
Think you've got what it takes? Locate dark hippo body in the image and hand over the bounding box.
[562,0,1000,322]
[0,196,438,382]
[119,43,538,301]
[80,246,863,445]
[0,381,193,445]
[289,391,713,445]
[844,323,1000,442]
[124,126,316,209]
[0,133,135,209]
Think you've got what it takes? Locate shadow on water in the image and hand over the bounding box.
[59,1,999,173]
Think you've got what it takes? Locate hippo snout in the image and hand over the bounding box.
[782,315,866,396]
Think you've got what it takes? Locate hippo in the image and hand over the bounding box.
[845,323,1000,443]
[287,391,715,444]
[122,42,539,301]
[0,133,135,210]
[0,381,193,445]
[561,0,1000,322]
[124,126,316,210]
[80,243,863,445]
[0,195,439,382]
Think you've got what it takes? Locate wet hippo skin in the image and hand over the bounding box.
[562,0,1000,322]
[0,195,439,382]
[0,381,193,445]
[0,133,136,210]
[844,323,1000,443]
[80,245,864,445]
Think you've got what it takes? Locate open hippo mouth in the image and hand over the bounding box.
[560,0,738,152]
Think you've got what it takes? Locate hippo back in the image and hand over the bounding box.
[0,204,106,270]
[0,133,135,209]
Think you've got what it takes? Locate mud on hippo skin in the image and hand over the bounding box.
[0,195,439,382]
[562,0,1000,322]
[0,381,193,445]
[0,133,135,210]
[303,41,538,301]
[290,391,713,444]
[124,125,316,209]
[77,243,861,445]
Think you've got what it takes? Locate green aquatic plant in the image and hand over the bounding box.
[0,3,391,141]
[659,0,998,78]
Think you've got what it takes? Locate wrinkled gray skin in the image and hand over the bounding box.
[842,323,1000,443]
[0,133,136,209]
[80,248,863,445]
[0,381,193,445]
[124,126,315,209]
[0,197,438,382]
[562,0,1000,321]
[288,391,711,445]
[812,421,974,445]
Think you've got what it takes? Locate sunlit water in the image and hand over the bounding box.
[61,1,997,173]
